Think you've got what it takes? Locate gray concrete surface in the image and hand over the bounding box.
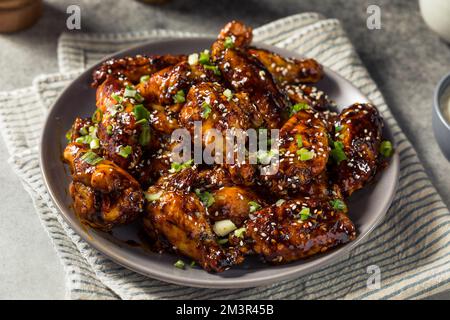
[0,0,449,299]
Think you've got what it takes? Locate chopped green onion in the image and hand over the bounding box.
[275,199,286,207]
[224,36,235,49]
[335,124,343,132]
[331,140,347,164]
[201,102,212,119]
[79,127,88,136]
[111,93,122,103]
[173,90,186,104]
[145,191,162,202]
[299,207,311,221]
[249,201,262,213]
[174,260,185,269]
[91,109,103,124]
[204,64,221,76]
[140,75,150,83]
[138,122,151,146]
[133,104,150,121]
[217,238,228,245]
[330,199,347,211]
[124,85,137,98]
[108,104,124,117]
[65,129,72,142]
[195,189,215,207]
[106,125,113,135]
[169,159,194,173]
[80,151,103,166]
[190,261,196,267]
[75,135,93,145]
[90,138,100,150]
[379,140,393,158]
[118,145,132,158]
[134,92,144,103]
[223,89,233,101]
[289,102,309,117]
[257,149,278,164]
[297,148,315,161]
[213,219,237,237]
[234,227,246,238]
[188,53,199,65]
[296,134,303,148]
[199,50,210,65]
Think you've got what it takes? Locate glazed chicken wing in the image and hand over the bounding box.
[246,197,356,264]
[92,54,186,88]
[247,47,324,85]
[211,21,288,129]
[260,108,329,197]
[64,143,144,230]
[331,103,384,197]
[144,184,244,272]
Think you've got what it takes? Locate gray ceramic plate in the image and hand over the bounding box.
[40,38,399,288]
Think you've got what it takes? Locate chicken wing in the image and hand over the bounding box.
[63,143,144,230]
[259,108,329,197]
[92,54,186,88]
[246,197,356,264]
[144,184,244,272]
[331,103,384,197]
[247,47,323,85]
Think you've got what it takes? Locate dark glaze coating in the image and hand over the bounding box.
[63,143,144,230]
[144,183,244,272]
[260,109,329,197]
[247,47,324,85]
[211,21,288,129]
[331,103,383,197]
[246,198,356,263]
[64,21,390,272]
[92,54,186,88]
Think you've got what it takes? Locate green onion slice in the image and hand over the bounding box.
[118,145,132,158]
[201,102,212,119]
[80,151,103,166]
[299,207,311,221]
[124,85,137,98]
[248,201,262,213]
[140,75,150,83]
[330,199,347,211]
[173,90,186,104]
[91,109,103,124]
[199,50,210,65]
[195,189,215,207]
[289,102,310,117]
[234,227,246,238]
[145,191,162,202]
[379,140,394,158]
[330,140,347,164]
[138,122,151,146]
[133,104,150,121]
[169,159,194,173]
[297,148,315,161]
[223,89,233,101]
[224,36,235,49]
[174,260,185,269]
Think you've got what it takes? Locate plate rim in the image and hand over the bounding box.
[39,37,400,288]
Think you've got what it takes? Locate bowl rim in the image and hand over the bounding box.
[434,72,450,131]
[39,37,400,288]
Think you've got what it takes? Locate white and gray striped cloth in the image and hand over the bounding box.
[1,13,449,300]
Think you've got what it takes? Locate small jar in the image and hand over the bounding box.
[0,0,42,33]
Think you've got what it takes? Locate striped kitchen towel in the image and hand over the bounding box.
[1,12,449,299]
